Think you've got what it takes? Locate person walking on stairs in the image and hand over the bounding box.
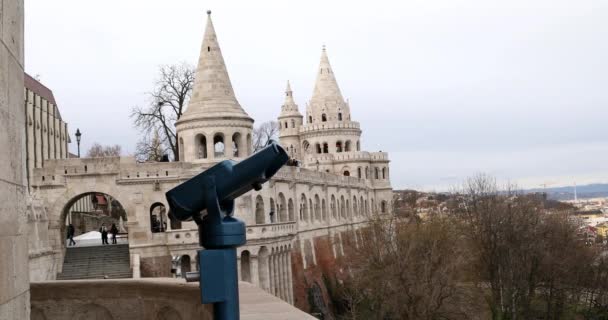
[67,224,76,246]
[110,223,118,244]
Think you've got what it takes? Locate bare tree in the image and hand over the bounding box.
[131,63,195,161]
[86,143,121,158]
[252,121,279,151]
[338,215,471,320]
[135,129,169,162]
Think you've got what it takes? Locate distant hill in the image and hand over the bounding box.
[524,184,608,201]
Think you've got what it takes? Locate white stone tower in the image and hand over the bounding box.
[278,81,303,160]
[300,47,363,174]
[176,11,254,163]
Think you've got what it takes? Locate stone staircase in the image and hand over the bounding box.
[57,244,132,280]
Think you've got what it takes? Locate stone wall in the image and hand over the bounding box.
[0,0,29,318]
[30,279,213,320]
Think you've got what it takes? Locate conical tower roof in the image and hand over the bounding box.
[280,81,302,118]
[310,46,345,104]
[181,11,252,122]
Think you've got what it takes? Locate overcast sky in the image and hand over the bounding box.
[25,0,608,191]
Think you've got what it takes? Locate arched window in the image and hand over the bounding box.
[291,119,295,128]
[196,134,207,159]
[322,199,327,222]
[255,195,265,224]
[180,255,191,276]
[309,116,313,123]
[338,113,343,121]
[381,201,387,213]
[240,251,251,282]
[330,195,337,220]
[314,195,321,221]
[344,170,350,176]
[336,141,343,153]
[356,140,360,151]
[232,132,241,157]
[375,167,379,179]
[284,122,288,129]
[269,198,276,223]
[323,143,329,154]
[357,167,362,178]
[315,143,322,154]
[302,140,310,154]
[321,114,327,122]
[288,198,295,221]
[365,167,369,179]
[345,140,351,152]
[300,194,308,221]
[214,134,225,158]
[382,167,386,179]
[150,203,167,233]
[278,193,287,222]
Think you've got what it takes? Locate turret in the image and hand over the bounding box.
[176,11,254,163]
[278,81,303,160]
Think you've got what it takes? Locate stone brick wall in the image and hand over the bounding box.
[0,0,29,318]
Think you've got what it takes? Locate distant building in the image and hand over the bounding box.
[24,73,71,188]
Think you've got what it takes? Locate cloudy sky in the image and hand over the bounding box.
[25,0,608,191]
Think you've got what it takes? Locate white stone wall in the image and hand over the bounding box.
[0,0,30,318]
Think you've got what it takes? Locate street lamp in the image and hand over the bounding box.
[75,128,82,158]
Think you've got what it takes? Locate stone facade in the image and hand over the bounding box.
[28,11,394,312]
[0,0,30,318]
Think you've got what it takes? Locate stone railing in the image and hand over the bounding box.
[273,167,366,188]
[246,221,297,240]
[30,279,212,319]
[166,229,199,245]
[304,151,389,164]
[300,121,360,133]
[30,279,315,319]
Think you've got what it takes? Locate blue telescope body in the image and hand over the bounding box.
[165,141,289,320]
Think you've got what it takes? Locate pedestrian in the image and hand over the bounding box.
[110,223,118,244]
[67,224,76,246]
[99,224,108,245]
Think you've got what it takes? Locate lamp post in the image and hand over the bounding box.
[75,128,82,158]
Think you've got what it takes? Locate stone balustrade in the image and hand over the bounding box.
[246,221,297,240]
[166,229,199,245]
[299,121,360,133]
[30,279,314,320]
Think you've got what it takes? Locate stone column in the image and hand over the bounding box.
[48,104,55,159]
[41,100,49,161]
[250,256,260,286]
[287,250,294,304]
[272,253,279,296]
[34,95,42,168]
[0,0,29,318]
[268,254,274,295]
[277,251,284,300]
[280,251,287,301]
[207,136,215,160]
[225,131,234,159]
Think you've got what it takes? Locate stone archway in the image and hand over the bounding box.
[61,191,128,247]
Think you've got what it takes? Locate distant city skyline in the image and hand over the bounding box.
[24,0,608,190]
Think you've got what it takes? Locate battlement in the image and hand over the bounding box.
[32,156,199,186]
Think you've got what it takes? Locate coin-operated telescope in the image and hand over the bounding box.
[165,141,289,320]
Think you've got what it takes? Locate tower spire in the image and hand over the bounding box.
[181,10,251,120]
[284,80,295,105]
[311,46,344,103]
